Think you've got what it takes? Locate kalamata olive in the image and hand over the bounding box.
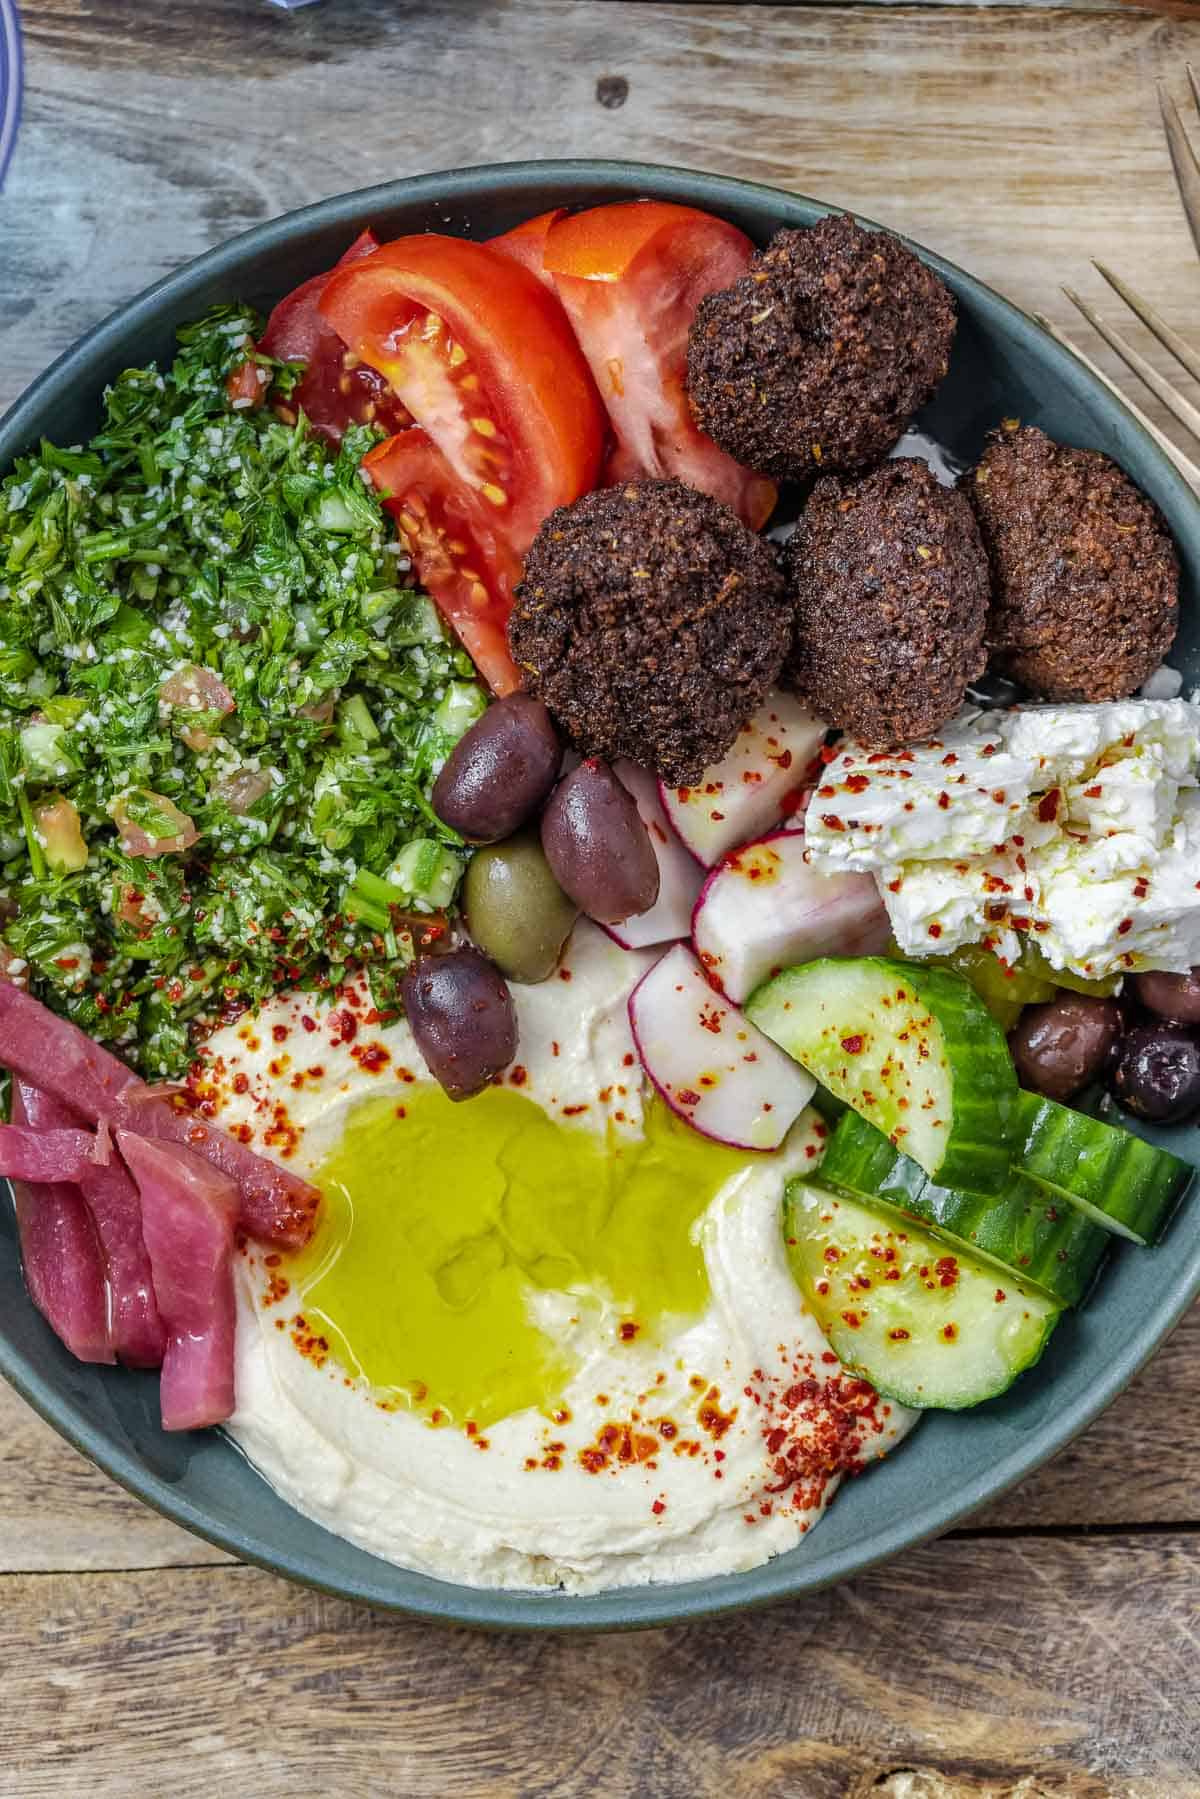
[432,696,561,843]
[540,759,660,925]
[1132,968,1200,1026]
[1110,1022,1200,1124]
[1008,994,1124,1103]
[400,947,517,1102]
[464,830,579,983]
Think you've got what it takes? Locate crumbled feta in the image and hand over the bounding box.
[805,699,1200,978]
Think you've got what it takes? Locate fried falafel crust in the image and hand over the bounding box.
[967,422,1179,701]
[783,458,990,746]
[686,215,957,480]
[508,479,793,786]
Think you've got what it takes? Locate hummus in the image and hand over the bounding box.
[198,924,913,1594]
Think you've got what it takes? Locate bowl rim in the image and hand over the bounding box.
[2,156,1198,1631]
[0,0,22,193]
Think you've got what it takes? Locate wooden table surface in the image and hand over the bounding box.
[4,2,1200,1793]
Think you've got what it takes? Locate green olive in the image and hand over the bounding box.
[464,830,580,984]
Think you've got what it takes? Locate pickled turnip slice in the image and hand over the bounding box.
[118,1133,239,1431]
[628,943,814,1150]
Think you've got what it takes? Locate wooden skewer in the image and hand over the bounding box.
[1062,285,1200,451]
[1032,310,1200,494]
[1091,261,1200,392]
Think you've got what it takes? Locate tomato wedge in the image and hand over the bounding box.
[488,209,567,291]
[363,431,525,697]
[318,234,606,559]
[543,201,777,529]
[259,230,411,443]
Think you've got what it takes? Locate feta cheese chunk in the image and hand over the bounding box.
[805,698,1200,979]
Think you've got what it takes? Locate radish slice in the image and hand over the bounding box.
[628,943,814,1150]
[692,830,891,1003]
[604,761,705,949]
[658,690,828,866]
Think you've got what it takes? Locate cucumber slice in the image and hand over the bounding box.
[784,1181,1061,1410]
[1016,1091,1193,1245]
[747,957,1018,1191]
[819,1111,1108,1307]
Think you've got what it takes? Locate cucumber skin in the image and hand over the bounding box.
[1016,1092,1193,1246]
[819,1111,1109,1308]
[747,956,1018,1194]
[784,1180,1061,1411]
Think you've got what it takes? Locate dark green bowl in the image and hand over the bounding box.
[1,161,1197,1630]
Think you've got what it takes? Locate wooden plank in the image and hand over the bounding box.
[0,1539,1195,1794]
[4,0,1200,457]
[2,1304,1196,1574]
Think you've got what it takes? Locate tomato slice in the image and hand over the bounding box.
[259,230,411,443]
[363,431,524,697]
[543,201,777,529]
[318,234,606,558]
[488,209,567,291]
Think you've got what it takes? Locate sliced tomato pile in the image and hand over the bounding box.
[259,201,773,693]
[259,230,412,443]
[318,234,607,694]
[362,429,526,698]
[542,201,777,529]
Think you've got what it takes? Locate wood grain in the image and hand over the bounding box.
[6,0,1200,459]
[1,1537,1196,1796]
[4,6,1200,1786]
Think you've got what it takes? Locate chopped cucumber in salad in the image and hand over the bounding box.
[0,307,486,1074]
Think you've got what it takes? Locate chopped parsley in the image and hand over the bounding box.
[0,307,484,1075]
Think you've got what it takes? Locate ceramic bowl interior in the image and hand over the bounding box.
[1,161,1197,1630]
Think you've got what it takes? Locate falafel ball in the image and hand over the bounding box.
[508,479,792,785]
[967,422,1179,701]
[783,458,990,746]
[687,216,957,481]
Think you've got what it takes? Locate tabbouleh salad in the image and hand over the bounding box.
[0,308,483,1076]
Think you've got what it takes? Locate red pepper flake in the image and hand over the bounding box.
[558,968,573,982]
[995,1288,1007,1304]
[888,1327,911,1341]
[818,783,836,799]
[562,1103,588,1116]
[1084,784,1103,799]
[676,1087,701,1107]
[328,1009,358,1044]
[927,923,943,939]
[840,1034,865,1054]
[1117,918,1132,936]
[886,877,902,894]
[618,1320,640,1342]
[510,1064,528,1087]
[300,1014,317,1034]
[820,814,846,832]
[941,1323,959,1342]
[651,1499,665,1516]
[818,743,838,765]
[843,773,869,794]
[1036,789,1061,823]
